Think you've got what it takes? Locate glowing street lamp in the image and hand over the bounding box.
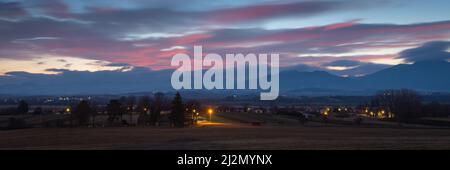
[323,107,330,116]
[208,108,213,122]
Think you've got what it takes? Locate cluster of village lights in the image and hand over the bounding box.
[322,107,394,119]
[191,108,214,122]
[64,106,214,119]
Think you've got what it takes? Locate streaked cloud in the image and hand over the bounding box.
[160,46,186,52]
[0,0,450,76]
[0,54,128,75]
[0,1,27,20]
[397,41,450,62]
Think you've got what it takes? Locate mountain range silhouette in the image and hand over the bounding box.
[0,60,449,96]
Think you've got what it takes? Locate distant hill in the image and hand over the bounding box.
[282,61,391,77]
[278,60,450,95]
[360,60,450,91]
[0,60,449,96]
[279,70,349,91]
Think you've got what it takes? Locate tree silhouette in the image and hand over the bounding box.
[186,100,200,112]
[119,96,127,120]
[74,100,93,126]
[126,96,136,125]
[171,92,185,128]
[150,92,164,125]
[90,103,99,127]
[107,100,122,124]
[16,100,29,115]
[186,100,200,125]
[137,96,150,125]
[371,89,422,123]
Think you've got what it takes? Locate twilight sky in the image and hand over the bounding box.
[1,0,450,76]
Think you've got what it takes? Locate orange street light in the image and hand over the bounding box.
[208,108,213,121]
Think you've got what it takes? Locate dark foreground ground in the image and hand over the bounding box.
[1,125,449,150]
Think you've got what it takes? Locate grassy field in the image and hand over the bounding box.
[1,125,450,150]
[0,112,449,150]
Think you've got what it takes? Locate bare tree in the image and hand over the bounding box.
[107,100,122,124]
[150,92,164,125]
[371,89,422,123]
[126,96,136,125]
[74,100,93,126]
[171,92,185,128]
[16,100,29,115]
[137,96,150,125]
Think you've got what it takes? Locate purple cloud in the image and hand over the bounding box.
[398,41,450,62]
[0,2,27,19]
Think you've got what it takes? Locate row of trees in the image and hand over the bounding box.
[3,92,198,129]
[370,89,450,123]
[1,100,44,115]
[71,92,188,128]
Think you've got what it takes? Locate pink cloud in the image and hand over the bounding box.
[212,4,287,23]
[323,19,361,31]
[173,34,213,45]
[210,1,342,24]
